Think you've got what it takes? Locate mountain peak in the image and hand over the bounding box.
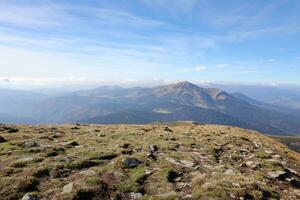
[173,81,198,88]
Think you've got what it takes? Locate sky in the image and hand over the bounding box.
[0,0,300,89]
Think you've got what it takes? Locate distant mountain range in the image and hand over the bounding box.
[1,81,300,135]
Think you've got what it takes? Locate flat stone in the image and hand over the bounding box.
[224,169,234,175]
[79,170,96,177]
[22,193,36,200]
[265,150,273,154]
[123,158,140,168]
[166,158,194,168]
[245,161,254,166]
[149,144,158,152]
[63,182,74,193]
[271,154,281,159]
[64,141,79,147]
[286,167,299,175]
[24,141,38,148]
[180,160,195,168]
[19,156,34,162]
[266,170,287,179]
[129,192,143,199]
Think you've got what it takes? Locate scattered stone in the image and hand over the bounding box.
[129,192,143,199]
[123,158,140,168]
[271,154,281,159]
[180,160,195,168]
[0,135,7,143]
[22,193,36,200]
[166,157,194,168]
[224,169,234,175]
[64,141,79,148]
[145,169,156,176]
[147,144,159,160]
[245,161,257,169]
[286,167,299,175]
[23,140,39,148]
[266,170,288,180]
[79,170,96,177]
[149,144,158,152]
[63,182,74,193]
[164,127,173,132]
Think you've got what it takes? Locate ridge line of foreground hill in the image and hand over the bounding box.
[0,123,300,200]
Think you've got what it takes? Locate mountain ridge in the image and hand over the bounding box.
[1,81,300,135]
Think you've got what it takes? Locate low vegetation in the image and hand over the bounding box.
[0,123,299,200]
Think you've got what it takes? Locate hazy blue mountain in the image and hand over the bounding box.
[1,82,300,135]
[0,89,47,116]
[215,84,300,109]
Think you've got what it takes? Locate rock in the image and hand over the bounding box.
[180,160,195,168]
[123,158,140,168]
[266,170,288,180]
[149,144,158,152]
[147,144,159,160]
[147,152,157,160]
[63,182,74,193]
[79,170,96,177]
[271,154,281,159]
[164,127,173,132]
[245,161,254,166]
[129,192,143,199]
[183,194,193,199]
[19,157,34,162]
[245,161,257,169]
[24,141,38,148]
[265,150,273,155]
[224,169,234,175]
[145,169,156,175]
[286,167,299,175]
[64,141,79,148]
[22,193,36,200]
[166,157,194,168]
[0,135,7,143]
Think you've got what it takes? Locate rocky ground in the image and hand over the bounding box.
[0,123,300,200]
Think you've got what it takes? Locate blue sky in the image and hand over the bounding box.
[0,0,300,88]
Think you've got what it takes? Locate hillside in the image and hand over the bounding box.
[0,123,300,200]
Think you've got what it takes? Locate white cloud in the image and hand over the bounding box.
[233,70,261,75]
[0,3,69,28]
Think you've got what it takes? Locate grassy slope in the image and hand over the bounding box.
[0,123,300,200]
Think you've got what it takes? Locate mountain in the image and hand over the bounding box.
[1,124,300,199]
[77,82,300,135]
[215,84,300,110]
[1,82,300,135]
